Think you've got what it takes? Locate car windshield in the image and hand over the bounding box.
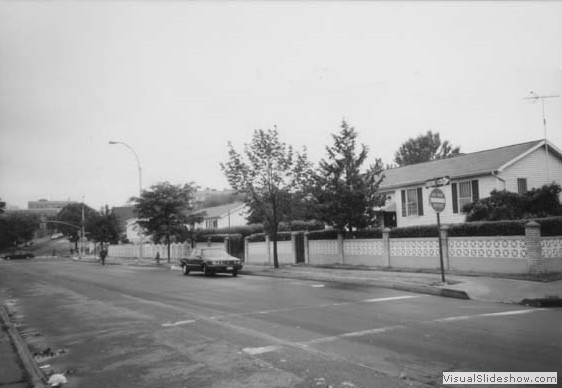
[200,249,230,258]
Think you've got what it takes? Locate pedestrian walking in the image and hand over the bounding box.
[99,245,108,266]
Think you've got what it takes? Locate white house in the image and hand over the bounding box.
[192,202,248,230]
[379,139,562,228]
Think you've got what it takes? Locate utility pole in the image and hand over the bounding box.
[81,198,85,259]
[524,91,560,182]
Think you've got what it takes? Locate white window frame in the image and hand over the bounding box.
[406,188,418,216]
[458,181,472,210]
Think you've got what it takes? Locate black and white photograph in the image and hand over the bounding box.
[0,1,561,387]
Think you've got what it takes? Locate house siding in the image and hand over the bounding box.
[216,207,247,229]
[394,175,499,227]
[499,148,562,193]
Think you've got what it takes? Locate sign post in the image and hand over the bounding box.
[429,188,446,283]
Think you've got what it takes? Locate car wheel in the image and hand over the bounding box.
[182,265,190,276]
[232,268,238,277]
[5,256,10,261]
[25,255,32,259]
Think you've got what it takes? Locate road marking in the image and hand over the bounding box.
[242,345,281,355]
[306,325,404,345]
[363,295,420,303]
[434,309,541,323]
[161,319,196,327]
[311,284,325,288]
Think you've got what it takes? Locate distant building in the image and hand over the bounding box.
[191,202,248,230]
[27,199,77,218]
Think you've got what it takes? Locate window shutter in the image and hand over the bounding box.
[452,183,458,213]
[471,180,479,202]
[401,190,406,217]
[417,187,424,216]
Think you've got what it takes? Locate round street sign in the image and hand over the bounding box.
[429,188,446,213]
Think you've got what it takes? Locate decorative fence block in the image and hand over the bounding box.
[390,238,438,257]
[309,240,338,255]
[344,239,384,256]
[108,243,190,259]
[541,237,562,259]
[449,237,525,259]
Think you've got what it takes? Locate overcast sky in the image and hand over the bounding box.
[1,1,561,210]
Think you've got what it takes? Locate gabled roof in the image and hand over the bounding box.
[191,202,246,219]
[380,140,560,190]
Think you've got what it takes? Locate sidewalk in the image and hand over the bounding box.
[0,304,44,388]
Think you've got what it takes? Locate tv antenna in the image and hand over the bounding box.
[524,91,560,182]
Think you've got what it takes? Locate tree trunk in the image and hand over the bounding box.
[272,232,279,269]
[272,205,279,269]
[167,234,171,263]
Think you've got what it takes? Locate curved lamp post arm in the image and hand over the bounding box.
[108,141,143,194]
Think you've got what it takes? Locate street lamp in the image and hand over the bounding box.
[109,140,144,258]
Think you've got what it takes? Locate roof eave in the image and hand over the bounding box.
[379,171,495,191]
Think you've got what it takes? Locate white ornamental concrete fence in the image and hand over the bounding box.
[108,243,191,260]
[245,221,562,276]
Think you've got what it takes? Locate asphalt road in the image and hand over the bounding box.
[1,259,560,388]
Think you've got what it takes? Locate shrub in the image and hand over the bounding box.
[535,217,562,237]
[464,183,562,221]
[448,220,526,236]
[306,229,341,240]
[389,225,438,238]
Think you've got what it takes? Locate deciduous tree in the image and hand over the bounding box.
[221,127,313,268]
[0,212,40,250]
[86,206,122,246]
[131,182,198,262]
[56,203,97,251]
[394,131,460,166]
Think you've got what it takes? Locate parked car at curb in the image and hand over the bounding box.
[179,248,243,277]
[3,251,35,260]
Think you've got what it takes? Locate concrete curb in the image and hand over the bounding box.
[0,304,47,388]
[242,270,471,301]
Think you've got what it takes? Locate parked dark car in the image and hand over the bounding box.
[179,247,243,277]
[3,251,35,260]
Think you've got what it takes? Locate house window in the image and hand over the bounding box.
[452,180,479,213]
[205,219,218,229]
[458,181,472,210]
[517,178,528,195]
[401,188,424,217]
[406,189,418,216]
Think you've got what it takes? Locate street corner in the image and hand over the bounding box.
[520,296,562,308]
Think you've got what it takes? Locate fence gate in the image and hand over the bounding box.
[295,233,305,263]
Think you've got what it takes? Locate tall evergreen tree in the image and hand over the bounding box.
[312,120,386,232]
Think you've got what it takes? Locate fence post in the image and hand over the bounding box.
[337,233,344,264]
[525,221,545,276]
[304,231,310,264]
[244,237,249,263]
[291,232,298,264]
[265,235,271,265]
[383,228,391,267]
[440,225,450,270]
[224,237,230,253]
